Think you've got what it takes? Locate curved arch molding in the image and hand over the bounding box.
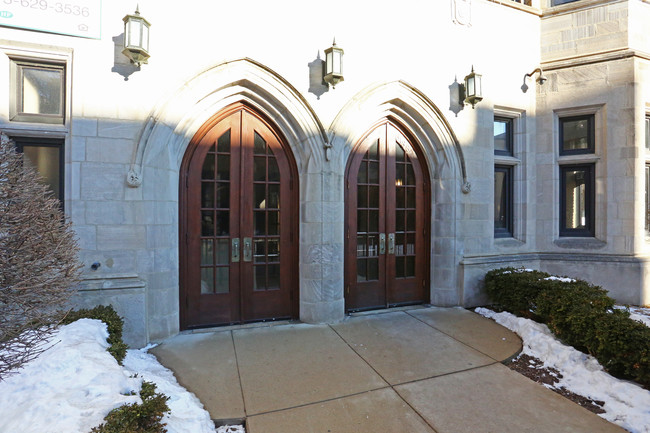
[329,80,468,191]
[127,58,329,187]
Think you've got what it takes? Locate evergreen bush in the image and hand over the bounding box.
[90,380,170,433]
[61,305,128,364]
[484,267,650,387]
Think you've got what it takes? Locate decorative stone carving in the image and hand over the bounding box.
[462,181,471,194]
[126,169,142,188]
[452,0,472,27]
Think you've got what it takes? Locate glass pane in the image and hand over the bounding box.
[564,169,587,229]
[367,258,379,281]
[357,162,367,184]
[395,143,405,162]
[368,186,379,208]
[406,233,415,255]
[494,170,507,230]
[396,187,405,209]
[254,239,266,263]
[268,157,280,182]
[406,164,415,186]
[268,239,280,260]
[396,210,405,232]
[395,165,405,187]
[405,256,415,278]
[357,185,368,208]
[267,264,280,290]
[494,118,510,153]
[216,155,230,181]
[367,235,378,257]
[268,211,279,235]
[22,67,62,115]
[201,240,213,265]
[395,233,404,255]
[216,239,230,265]
[201,182,214,208]
[202,154,215,179]
[396,256,404,278]
[268,184,280,209]
[216,183,229,208]
[562,118,590,151]
[215,211,229,235]
[368,210,379,233]
[254,265,266,291]
[254,184,266,209]
[357,210,368,233]
[357,259,367,282]
[368,141,379,159]
[368,162,379,184]
[215,267,229,294]
[200,268,214,294]
[406,210,416,231]
[406,187,415,208]
[254,156,266,182]
[254,132,266,155]
[357,235,367,257]
[217,130,230,153]
[254,211,266,236]
[201,211,214,236]
[21,146,60,200]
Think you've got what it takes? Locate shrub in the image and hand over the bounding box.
[91,380,170,433]
[0,134,81,380]
[485,267,650,387]
[61,305,128,364]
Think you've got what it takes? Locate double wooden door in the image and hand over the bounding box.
[181,105,297,329]
[345,122,430,311]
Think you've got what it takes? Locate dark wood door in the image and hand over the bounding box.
[181,105,297,329]
[345,122,430,311]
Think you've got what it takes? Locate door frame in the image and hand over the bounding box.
[179,102,300,330]
[344,118,431,312]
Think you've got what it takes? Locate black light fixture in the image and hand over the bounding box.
[460,66,482,109]
[122,6,151,67]
[324,38,344,89]
[521,67,547,93]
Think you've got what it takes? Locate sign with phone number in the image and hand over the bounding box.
[0,0,101,39]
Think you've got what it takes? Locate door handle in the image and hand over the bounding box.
[243,237,252,262]
[379,233,386,255]
[388,233,395,255]
[231,238,240,262]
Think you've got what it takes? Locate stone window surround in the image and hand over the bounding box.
[494,106,527,244]
[553,104,604,242]
[0,41,73,215]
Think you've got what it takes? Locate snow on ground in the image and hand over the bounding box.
[476,307,650,433]
[0,318,241,433]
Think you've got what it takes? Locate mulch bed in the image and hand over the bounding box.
[506,354,606,414]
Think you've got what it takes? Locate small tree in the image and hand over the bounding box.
[0,133,81,380]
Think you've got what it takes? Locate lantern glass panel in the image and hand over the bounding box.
[466,76,475,96]
[142,24,149,51]
[326,51,333,74]
[332,50,342,74]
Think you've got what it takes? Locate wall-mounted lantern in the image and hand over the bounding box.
[460,66,482,108]
[122,6,151,67]
[324,38,344,89]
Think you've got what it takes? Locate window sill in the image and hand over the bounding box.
[494,155,521,166]
[554,238,606,249]
[495,237,525,248]
[557,154,600,164]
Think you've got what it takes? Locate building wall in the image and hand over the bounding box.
[2,0,649,347]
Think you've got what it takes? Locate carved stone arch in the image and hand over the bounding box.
[329,80,468,192]
[127,58,328,186]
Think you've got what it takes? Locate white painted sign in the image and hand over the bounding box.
[0,0,101,39]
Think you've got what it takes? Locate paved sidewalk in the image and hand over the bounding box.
[151,306,625,433]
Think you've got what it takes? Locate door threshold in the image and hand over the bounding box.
[348,303,430,317]
[184,319,298,334]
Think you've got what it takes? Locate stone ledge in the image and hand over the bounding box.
[79,273,146,291]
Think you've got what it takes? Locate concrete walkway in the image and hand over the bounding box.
[151,306,625,433]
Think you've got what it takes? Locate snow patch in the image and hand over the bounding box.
[476,308,650,433]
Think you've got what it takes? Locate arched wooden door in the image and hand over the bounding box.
[345,121,430,311]
[180,104,298,329]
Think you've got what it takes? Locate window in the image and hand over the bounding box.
[12,137,64,205]
[494,117,513,156]
[560,115,594,155]
[645,115,649,151]
[494,166,513,237]
[560,164,594,237]
[646,164,650,233]
[10,59,65,124]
